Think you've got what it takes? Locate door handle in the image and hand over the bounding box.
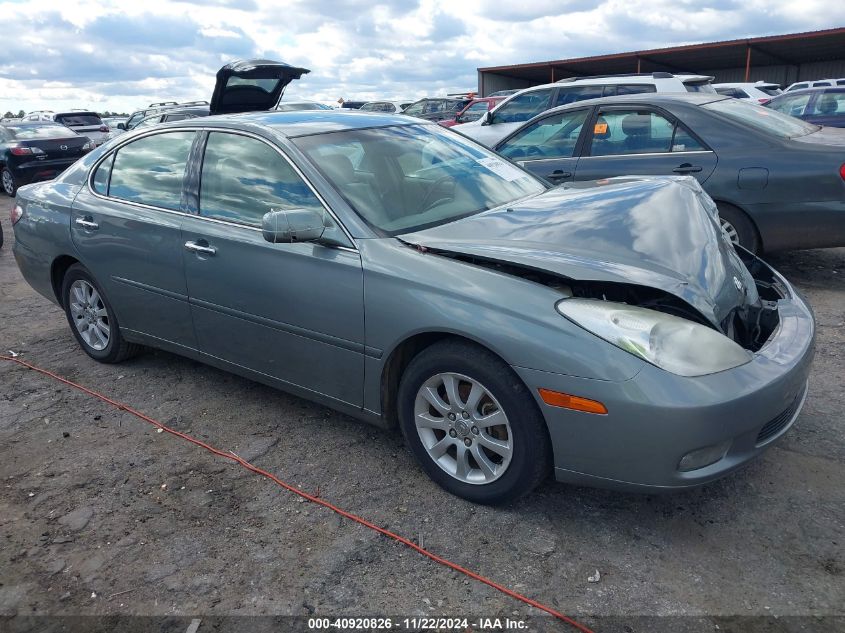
[547,170,572,181]
[672,164,703,174]
[184,241,217,256]
[75,217,99,230]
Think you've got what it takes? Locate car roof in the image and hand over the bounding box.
[185,109,420,137]
[545,93,727,111]
[774,87,845,96]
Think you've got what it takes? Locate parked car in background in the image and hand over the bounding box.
[103,117,128,131]
[132,108,207,130]
[439,97,504,128]
[1,122,93,196]
[487,89,521,97]
[339,101,368,110]
[714,81,782,104]
[494,93,845,253]
[23,111,111,146]
[785,78,845,92]
[766,88,845,128]
[125,101,209,130]
[275,101,333,111]
[359,101,413,113]
[11,109,814,504]
[457,72,715,146]
[402,97,472,122]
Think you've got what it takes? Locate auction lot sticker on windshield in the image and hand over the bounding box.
[477,157,526,181]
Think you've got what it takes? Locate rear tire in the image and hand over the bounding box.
[2,167,16,197]
[397,340,552,505]
[716,202,760,254]
[61,264,140,363]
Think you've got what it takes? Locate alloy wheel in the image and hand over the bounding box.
[1,170,14,196]
[413,372,513,485]
[720,217,740,245]
[68,279,110,351]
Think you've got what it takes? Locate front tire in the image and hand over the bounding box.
[2,167,17,197]
[717,202,760,254]
[397,340,552,505]
[61,264,140,363]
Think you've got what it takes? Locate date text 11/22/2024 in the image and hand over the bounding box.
[307,616,530,630]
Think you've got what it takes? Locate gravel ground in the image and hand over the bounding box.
[0,196,843,633]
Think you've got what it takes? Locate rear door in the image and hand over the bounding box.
[496,107,591,184]
[574,105,718,184]
[70,130,198,350]
[180,130,365,406]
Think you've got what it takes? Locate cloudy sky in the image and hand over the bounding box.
[1,0,843,115]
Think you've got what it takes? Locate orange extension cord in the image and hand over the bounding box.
[1,354,595,633]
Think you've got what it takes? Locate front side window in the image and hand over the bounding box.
[199,132,324,227]
[108,131,195,209]
[457,101,491,123]
[491,89,553,124]
[293,123,546,235]
[498,109,588,160]
[403,101,425,116]
[589,109,705,156]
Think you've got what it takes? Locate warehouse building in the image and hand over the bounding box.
[477,27,845,96]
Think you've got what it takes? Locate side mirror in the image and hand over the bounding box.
[117,123,126,130]
[262,208,326,244]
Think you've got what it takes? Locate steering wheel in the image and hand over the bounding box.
[417,175,455,213]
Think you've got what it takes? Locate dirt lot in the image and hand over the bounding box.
[0,195,843,632]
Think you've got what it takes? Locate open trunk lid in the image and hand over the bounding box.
[209,59,311,115]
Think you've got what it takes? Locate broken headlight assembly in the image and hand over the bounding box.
[556,298,753,377]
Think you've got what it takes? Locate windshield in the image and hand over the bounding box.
[293,124,546,235]
[8,125,77,140]
[702,98,818,138]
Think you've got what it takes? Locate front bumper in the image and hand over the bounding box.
[515,259,815,492]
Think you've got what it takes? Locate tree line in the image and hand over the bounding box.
[3,110,129,119]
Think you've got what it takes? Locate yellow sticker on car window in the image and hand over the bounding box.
[594,122,608,134]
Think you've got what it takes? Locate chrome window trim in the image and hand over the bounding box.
[579,150,715,159]
[86,125,358,249]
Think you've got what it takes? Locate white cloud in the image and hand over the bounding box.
[0,0,843,115]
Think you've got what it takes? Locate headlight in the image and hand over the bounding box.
[556,298,752,377]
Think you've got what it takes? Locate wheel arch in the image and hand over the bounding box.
[51,255,81,307]
[379,331,516,429]
[711,198,763,251]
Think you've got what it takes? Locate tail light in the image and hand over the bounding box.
[82,141,94,153]
[758,98,771,105]
[840,163,845,181]
[99,125,109,132]
[10,146,45,156]
[11,203,24,225]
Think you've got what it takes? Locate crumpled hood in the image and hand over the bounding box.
[400,176,757,327]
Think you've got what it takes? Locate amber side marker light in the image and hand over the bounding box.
[538,388,608,415]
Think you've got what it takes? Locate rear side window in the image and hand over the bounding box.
[198,132,324,227]
[767,93,811,117]
[790,83,809,91]
[809,92,845,116]
[556,85,602,105]
[611,84,657,96]
[684,82,716,93]
[588,109,705,156]
[108,131,195,210]
[812,82,830,87]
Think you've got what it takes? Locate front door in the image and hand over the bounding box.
[496,107,591,184]
[574,106,718,184]
[180,131,365,406]
[70,130,198,350]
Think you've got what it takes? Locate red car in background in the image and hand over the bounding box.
[439,97,504,128]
